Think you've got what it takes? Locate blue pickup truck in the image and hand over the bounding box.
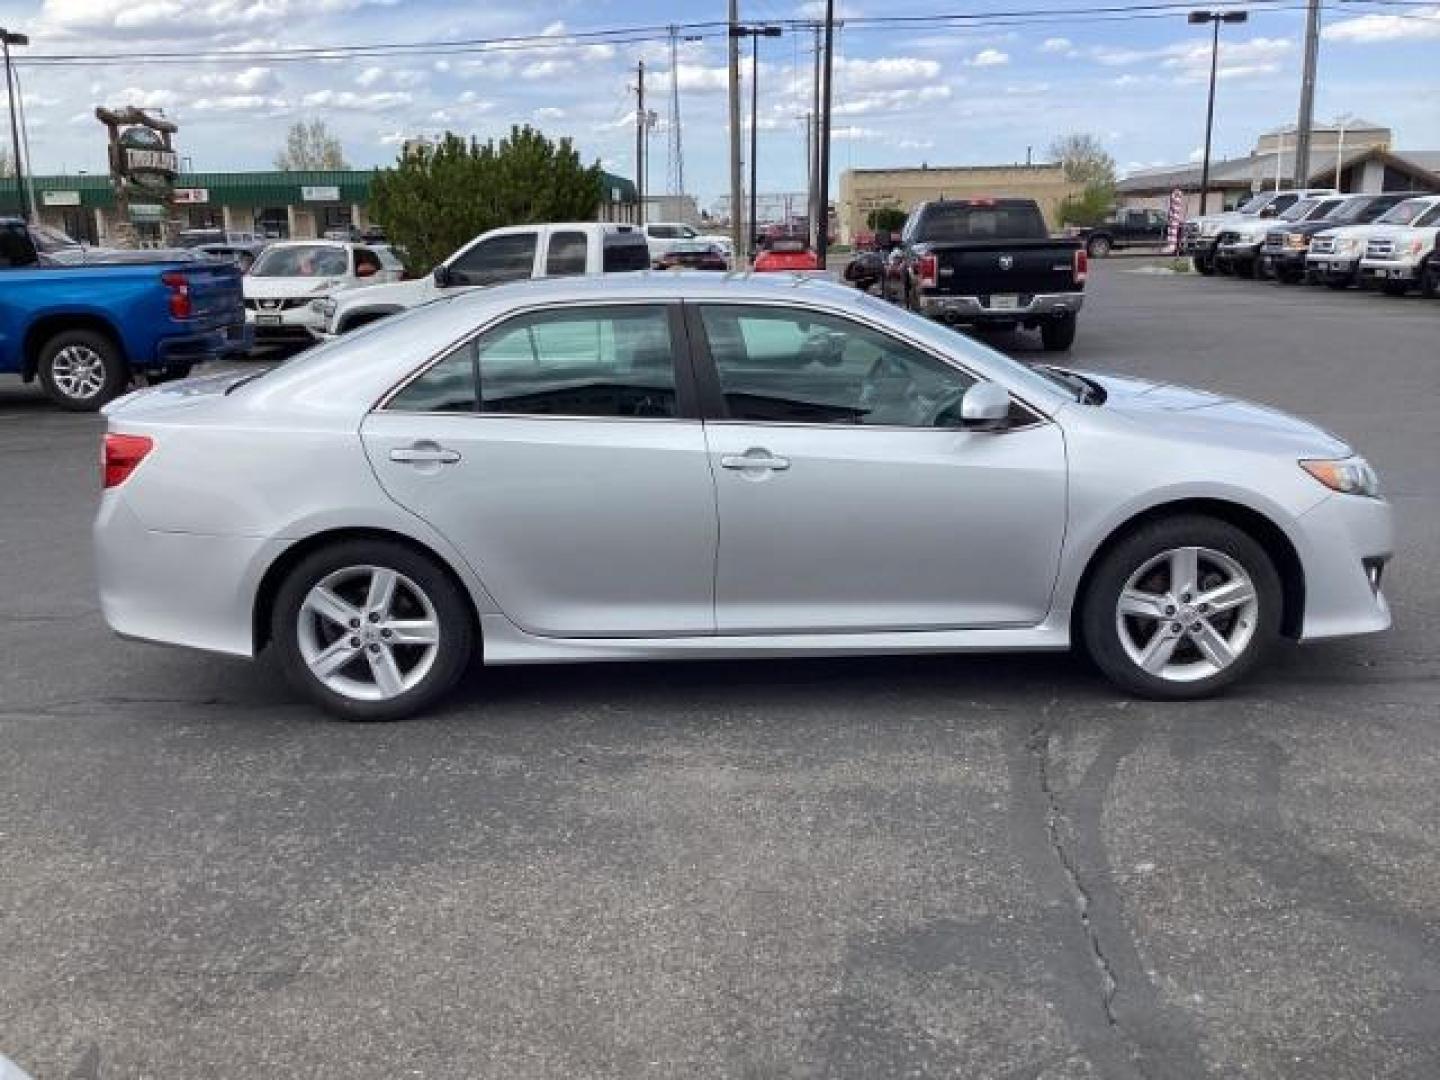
[1,218,250,410]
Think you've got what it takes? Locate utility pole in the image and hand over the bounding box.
[635,60,646,225]
[1188,10,1247,216]
[666,26,684,197]
[749,34,760,260]
[727,0,743,263]
[816,0,836,265]
[1,27,30,224]
[1293,0,1322,187]
[810,23,822,252]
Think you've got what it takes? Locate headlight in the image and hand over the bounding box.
[1336,238,1361,255]
[1200,222,1220,237]
[1301,456,1381,498]
[313,296,338,317]
[1285,233,1309,249]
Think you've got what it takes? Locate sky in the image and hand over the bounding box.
[1,0,1437,206]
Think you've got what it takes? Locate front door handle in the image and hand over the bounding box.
[390,443,461,465]
[720,449,790,472]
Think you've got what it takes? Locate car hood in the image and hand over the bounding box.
[1081,372,1351,457]
[244,276,347,298]
[333,276,434,310]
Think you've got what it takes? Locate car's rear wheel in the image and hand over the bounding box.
[1193,255,1216,276]
[1080,516,1282,700]
[1040,313,1078,351]
[1380,280,1410,297]
[271,539,474,721]
[36,329,128,411]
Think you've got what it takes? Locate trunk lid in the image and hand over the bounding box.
[922,238,1081,298]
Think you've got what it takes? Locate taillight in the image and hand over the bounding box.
[103,433,153,489]
[162,271,193,320]
[916,254,938,289]
[1073,248,1089,285]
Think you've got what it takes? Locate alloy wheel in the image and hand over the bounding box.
[50,345,108,401]
[1114,545,1259,683]
[297,565,441,702]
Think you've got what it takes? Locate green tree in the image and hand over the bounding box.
[369,125,603,272]
[866,207,908,232]
[275,120,348,171]
[1050,133,1117,227]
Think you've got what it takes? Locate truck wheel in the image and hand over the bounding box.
[1040,314,1078,352]
[1380,281,1409,298]
[1193,255,1215,276]
[1086,235,1112,259]
[36,329,128,411]
[1420,261,1438,300]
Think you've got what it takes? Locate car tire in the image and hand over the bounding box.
[1080,515,1282,701]
[1087,235,1112,259]
[1380,281,1409,298]
[1193,255,1216,276]
[1420,261,1438,300]
[36,329,128,411]
[1238,258,1259,280]
[271,539,474,721]
[1324,277,1351,290]
[1040,313,1078,351]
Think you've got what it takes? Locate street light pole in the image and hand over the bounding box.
[749,34,759,261]
[816,0,836,265]
[1,28,30,224]
[1189,11,1247,217]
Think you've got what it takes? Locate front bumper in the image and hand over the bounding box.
[1305,254,1359,280]
[1216,240,1263,262]
[245,304,328,339]
[918,291,1084,323]
[1260,249,1309,274]
[1294,492,1394,642]
[1180,235,1218,256]
[1359,261,1421,283]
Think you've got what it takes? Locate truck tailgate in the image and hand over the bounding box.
[175,262,245,328]
[929,239,1080,297]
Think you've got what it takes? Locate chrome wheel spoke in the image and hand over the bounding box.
[306,586,361,628]
[1191,619,1237,669]
[1196,578,1254,615]
[367,646,405,696]
[1168,546,1200,598]
[311,636,361,678]
[1138,627,1181,673]
[1119,589,1169,620]
[365,568,398,618]
[384,618,439,646]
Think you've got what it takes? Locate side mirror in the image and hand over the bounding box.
[431,264,453,287]
[960,380,1012,429]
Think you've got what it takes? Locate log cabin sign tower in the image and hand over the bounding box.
[95,105,179,247]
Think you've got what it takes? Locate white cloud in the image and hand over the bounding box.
[521,60,571,80]
[300,89,412,111]
[356,67,385,87]
[967,49,1010,67]
[38,0,395,38]
[1324,7,1440,43]
[189,94,287,114]
[1040,37,1074,54]
[832,125,882,141]
[833,56,942,90]
[1004,82,1051,95]
[534,106,567,121]
[672,64,731,93]
[897,137,935,150]
[832,85,953,115]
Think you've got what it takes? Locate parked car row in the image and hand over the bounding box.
[1182,190,1440,297]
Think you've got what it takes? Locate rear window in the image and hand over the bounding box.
[603,237,651,273]
[917,203,1048,241]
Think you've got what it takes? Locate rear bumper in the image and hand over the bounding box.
[152,322,252,366]
[918,291,1084,323]
[1295,492,1394,642]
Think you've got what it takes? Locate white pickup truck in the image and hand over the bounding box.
[1356,194,1440,297]
[322,222,651,334]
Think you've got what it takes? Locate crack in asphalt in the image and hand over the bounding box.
[1027,703,1120,1028]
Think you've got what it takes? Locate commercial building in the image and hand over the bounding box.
[0,168,639,245]
[836,164,1081,244]
[1118,120,1440,217]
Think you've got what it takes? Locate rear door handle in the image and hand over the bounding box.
[720,450,790,471]
[390,443,461,465]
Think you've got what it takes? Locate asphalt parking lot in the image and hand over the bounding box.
[2,263,1437,1079]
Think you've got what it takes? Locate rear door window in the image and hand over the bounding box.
[603,237,652,273]
[545,231,589,277]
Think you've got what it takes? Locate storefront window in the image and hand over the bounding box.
[254,207,289,239]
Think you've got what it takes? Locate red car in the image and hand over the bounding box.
[753,237,821,272]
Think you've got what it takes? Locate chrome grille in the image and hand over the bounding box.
[1365,238,1395,259]
[1310,236,1337,255]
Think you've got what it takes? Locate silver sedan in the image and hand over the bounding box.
[95,274,1393,720]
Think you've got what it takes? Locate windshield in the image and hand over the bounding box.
[1236,194,1273,215]
[1324,198,1378,224]
[30,224,80,252]
[1376,199,1434,226]
[251,244,349,277]
[1279,199,1317,222]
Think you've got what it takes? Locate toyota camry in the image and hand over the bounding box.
[95,274,1392,720]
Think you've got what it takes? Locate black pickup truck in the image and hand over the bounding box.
[886,198,1086,351]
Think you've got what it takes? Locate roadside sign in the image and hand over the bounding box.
[1165,188,1185,253]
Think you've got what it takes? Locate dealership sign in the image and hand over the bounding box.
[301,185,341,202]
[96,105,182,242]
[41,190,81,207]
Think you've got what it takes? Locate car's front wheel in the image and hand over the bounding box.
[1080,516,1282,700]
[271,539,474,720]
